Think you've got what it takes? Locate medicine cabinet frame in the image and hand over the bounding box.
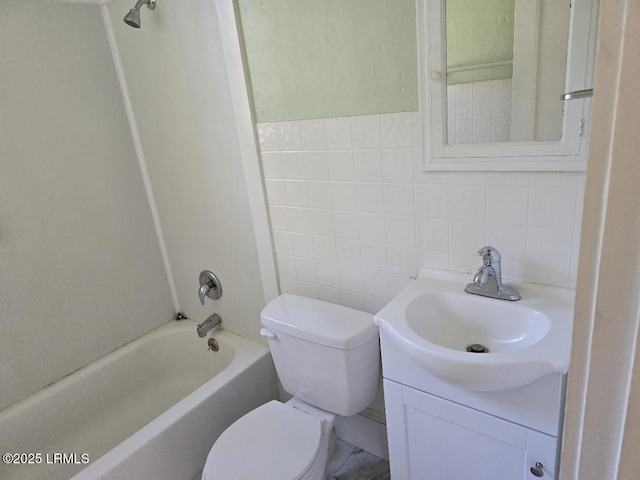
[419,0,599,171]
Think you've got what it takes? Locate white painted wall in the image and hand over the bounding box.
[0,1,174,412]
[104,0,269,342]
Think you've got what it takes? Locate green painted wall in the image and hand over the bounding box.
[446,0,515,84]
[236,0,418,123]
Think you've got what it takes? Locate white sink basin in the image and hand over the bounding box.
[406,293,552,353]
[375,269,574,391]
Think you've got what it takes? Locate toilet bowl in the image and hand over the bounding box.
[201,294,379,480]
[202,398,335,480]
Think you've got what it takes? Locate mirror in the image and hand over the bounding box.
[446,0,569,144]
[420,0,598,171]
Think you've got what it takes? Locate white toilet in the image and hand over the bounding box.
[201,294,380,480]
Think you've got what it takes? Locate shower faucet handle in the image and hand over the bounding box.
[198,270,222,305]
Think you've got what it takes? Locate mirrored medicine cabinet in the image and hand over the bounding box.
[419,0,599,171]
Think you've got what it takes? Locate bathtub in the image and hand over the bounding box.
[0,320,277,480]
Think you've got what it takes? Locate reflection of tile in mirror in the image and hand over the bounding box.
[493,97,512,118]
[456,101,473,121]
[493,78,512,98]
[473,80,493,100]
[455,83,473,102]
[473,100,492,119]
[473,119,493,140]
[447,79,513,144]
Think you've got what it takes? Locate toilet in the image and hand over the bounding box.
[201,293,380,480]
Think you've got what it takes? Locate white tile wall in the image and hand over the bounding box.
[447,79,513,144]
[257,113,584,314]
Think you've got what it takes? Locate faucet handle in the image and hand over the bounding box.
[477,246,501,265]
[198,284,210,305]
[198,270,222,305]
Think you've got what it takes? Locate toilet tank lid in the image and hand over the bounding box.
[261,294,378,349]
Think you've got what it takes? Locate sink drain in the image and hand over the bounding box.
[466,344,489,353]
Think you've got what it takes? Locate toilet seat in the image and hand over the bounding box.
[202,400,323,480]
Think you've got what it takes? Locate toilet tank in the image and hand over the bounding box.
[260,294,380,417]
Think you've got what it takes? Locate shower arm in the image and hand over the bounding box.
[133,0,156,11]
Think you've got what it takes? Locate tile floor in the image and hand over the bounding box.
[326,439,390,480]
[194,438,390,480]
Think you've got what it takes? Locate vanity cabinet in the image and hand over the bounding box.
[384,381,558,479]
[380,330,565,479]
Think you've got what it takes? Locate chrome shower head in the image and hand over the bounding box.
[123,0,156,29]
[123,8,141,28]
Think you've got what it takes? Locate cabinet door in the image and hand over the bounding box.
[385,381,557,479]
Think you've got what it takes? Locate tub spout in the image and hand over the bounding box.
[197,313,221,338]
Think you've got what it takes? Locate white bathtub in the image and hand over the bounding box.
[0,320,277,480]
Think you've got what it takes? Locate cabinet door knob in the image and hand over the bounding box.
[530,462,544,477]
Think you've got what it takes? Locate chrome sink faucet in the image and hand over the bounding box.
[464,246,520,301]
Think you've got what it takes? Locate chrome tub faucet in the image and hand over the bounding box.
[197,313,222,338]
[464,246,520,301]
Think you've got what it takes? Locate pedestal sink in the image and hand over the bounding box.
[374,269,574,391]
